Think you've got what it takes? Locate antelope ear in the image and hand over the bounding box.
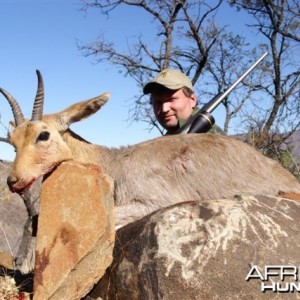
[55,93,110,130]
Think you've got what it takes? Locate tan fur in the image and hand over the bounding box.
[6,94,300,227]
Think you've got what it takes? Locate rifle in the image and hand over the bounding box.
[177,52,268,134]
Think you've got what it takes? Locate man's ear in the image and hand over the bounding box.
[190,94,197,108]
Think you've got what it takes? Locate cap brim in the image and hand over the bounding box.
[143,81,184,94]
[143,82,158,94]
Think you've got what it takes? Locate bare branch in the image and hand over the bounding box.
[0,137,10,145]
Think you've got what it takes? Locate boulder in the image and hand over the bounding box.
[33,161,115,300]
[88,194,300,300]
[0,160,27,256]
[0,160,41,274]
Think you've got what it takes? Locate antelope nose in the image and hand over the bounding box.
[7,176,18,188]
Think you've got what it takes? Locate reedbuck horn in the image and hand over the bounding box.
[0,87,25,127]
[31,70,44,121]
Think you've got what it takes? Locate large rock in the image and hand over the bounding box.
[0,160,41,273]
[33,161,115,300]
[88,195,300,300]
[0,160,27,256]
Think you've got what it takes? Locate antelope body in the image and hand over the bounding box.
[1,71,300,228]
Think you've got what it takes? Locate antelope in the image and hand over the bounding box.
[1,70,300,229]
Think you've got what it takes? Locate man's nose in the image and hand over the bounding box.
[161,102,170,112]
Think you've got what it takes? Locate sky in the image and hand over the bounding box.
[0,0,253,161]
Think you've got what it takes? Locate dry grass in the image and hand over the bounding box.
[0,275,18,299]
[0,274,30,299]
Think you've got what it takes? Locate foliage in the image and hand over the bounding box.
[244,129,300,180]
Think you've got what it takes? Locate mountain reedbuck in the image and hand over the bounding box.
[1,70,300,228]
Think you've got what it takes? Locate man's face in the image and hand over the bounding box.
[151,88,197,130]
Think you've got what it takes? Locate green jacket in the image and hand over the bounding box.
[167,107,225,135]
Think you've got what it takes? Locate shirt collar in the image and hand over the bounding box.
[178,107,199,128]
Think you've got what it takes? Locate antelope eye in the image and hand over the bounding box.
[37,131,50,142]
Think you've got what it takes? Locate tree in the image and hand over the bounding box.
[228,0,300,175]
[79,1,300,177]
[229,0,300,132]
[79,0,253,134]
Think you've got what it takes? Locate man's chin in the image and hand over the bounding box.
[160,119,178,129]
[166,121,179,129]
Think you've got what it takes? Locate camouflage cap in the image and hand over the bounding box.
[143,69,193,94]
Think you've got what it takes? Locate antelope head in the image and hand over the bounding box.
[0,70,110,194]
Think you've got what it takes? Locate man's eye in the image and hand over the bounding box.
[37,131,50,142]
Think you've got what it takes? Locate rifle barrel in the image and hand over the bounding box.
[206,51,268,113]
